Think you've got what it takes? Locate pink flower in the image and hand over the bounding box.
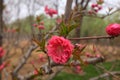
[39,21,44,25]
[106,23,120,36]
[91,4,98,8]
[98,6,102,10]
[95,53,101,58]
[0,47,5,58]
[44,6,58,17]
[56,18,62,24]
[75,65,83,74]
[34,69,39,75]
[47,36,74,64]
[85,52,93,58]
[0,63,5,71]
[33,24,38,27]
[38,54,45,62]
[38,25,45,30]
[0,62,9,71]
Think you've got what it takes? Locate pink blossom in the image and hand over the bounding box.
[95,53,101,58]
[0,47,5,58]
[56,18,62,24]
[0,63,5,71]
[33,23,38,27]
[34,69,39,75]
[38,25,45,30]
[38,54,45,62]
[85,52,93,58]
[0,62,8,71]
[44,6,58,17]
[98,6,102,10]
[106,23,120,36]
[91,4,98,8]
[75,65,83,74]
[47,36,74,64]
[39,21,44,25]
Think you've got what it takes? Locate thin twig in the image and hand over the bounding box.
[68,36,115,40]
[95,64,120,80]
[90,71,120,80]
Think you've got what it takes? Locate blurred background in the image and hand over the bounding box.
[1,0,120,80]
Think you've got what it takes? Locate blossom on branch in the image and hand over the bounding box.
[47,36,74,64]
[44,5,58,17]
[106,23,120,36]
[0,61,9,71]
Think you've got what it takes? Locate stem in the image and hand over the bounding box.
[68,35,115,40]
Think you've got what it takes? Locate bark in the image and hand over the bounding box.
[64,0,73,22]
[74,0,91,43]
[75,16,83,43]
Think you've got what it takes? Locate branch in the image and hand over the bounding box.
[90,71,120,80]
[83,0,90,10]
[47,67,64,80]
[12,45,37,76]
[64,0,73,22]
[68,35,115,40]
[84,8,120,19]
[19,57,104,80]
[102,8,120,18]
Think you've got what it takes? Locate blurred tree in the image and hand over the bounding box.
[0,0,3,79]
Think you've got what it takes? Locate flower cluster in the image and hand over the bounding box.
[88,3,102,14]
[44,6,58,17]
[47,36,74,64]
[106,23,120,36]
[33,21,45,30]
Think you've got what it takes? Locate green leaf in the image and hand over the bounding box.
[40,39,46,51]
[36,50,42,52]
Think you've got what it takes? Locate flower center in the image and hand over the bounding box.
[56,46,63,56]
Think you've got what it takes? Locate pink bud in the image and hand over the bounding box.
[34,69,39,75]
[98,6,102,10]
[75,65,83,74]
[94,9,98,13]
[0,47,5,58]
[91,4,98,8]
[44,5,58,17]
[0,62,9,71]
[85,53,93,58]
[106,23,120,36]
[56,18,62,24]
[33,24,38,27]
[38,25,45,30]
[38,54,45,62]
[39,21,44,25]
[95,53,101,58]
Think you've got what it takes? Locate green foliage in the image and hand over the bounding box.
[59,21,78,37]
[81,16,107,37]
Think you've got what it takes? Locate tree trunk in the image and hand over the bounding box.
[75,16,83,43]
[0,0,3,79]
[64,0,73,22]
